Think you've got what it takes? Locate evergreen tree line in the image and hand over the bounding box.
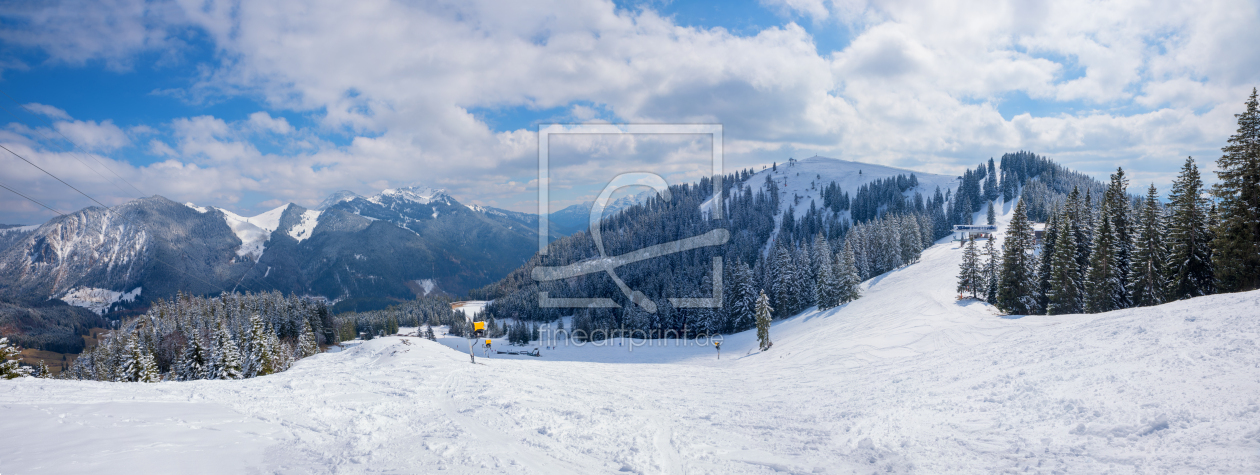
[62,291,331,382]
[997,151,1108,223]
[962,90,1260,313]
[329,294,457,341]
[849,173,922,223]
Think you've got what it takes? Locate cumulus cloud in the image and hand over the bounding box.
[246,112,293,135]
[53,120,131,151]
[0,0,1257,224]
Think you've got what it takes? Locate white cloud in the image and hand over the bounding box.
[53,119,130,151]
[21,103,71,120]
[0,0,1257,223]
[246,112,293,135]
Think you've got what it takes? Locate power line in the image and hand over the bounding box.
[0,101,139,201]
[0,143,112,209]
[0,129,256,297]
[0,91,280,298]
[0,89,147,198]
[0,181,65,216]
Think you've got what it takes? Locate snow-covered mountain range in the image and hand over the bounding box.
[0,157,966,352]
[0,186,568,317]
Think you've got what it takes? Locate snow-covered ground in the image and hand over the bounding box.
[288,209,322,243]
[58,286,142,315]
[187,202,291,261]
[3,206,1259,473]
[453,300,490,318]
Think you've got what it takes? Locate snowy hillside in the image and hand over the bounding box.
[3,203,1258,474]
[737,155,959,219]
[211,203,290,261]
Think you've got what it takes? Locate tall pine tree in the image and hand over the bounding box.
[177,333,209,381]
[1085,199,1121,313]
[836,240,862,304]
[813,234,839,310]
[957,237,982,299]
[985,158,999,201]
[1046,216,1083,315]
[755,290,773,351]
[726,260,757,332]
[1036,208,1060,311]
[211,323,243,380]
[1212,88,1260,292]
[983,236,1000,303]
[1104,167,1133,309]
[1129,184,1168,307]
[996,199,1040,315]
[771,244,797,316]
[1166,157,1215,300]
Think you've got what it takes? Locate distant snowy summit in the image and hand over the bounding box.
[315,190,361,211]
[370,186,452,206]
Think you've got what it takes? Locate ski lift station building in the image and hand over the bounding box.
[953,224,997,241]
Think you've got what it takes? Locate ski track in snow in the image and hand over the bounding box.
[3,202,1260,474]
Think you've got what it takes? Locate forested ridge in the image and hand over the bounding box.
[468,151,1099,340]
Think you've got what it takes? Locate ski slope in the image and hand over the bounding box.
[2,206,1258,474]
[709,155,961,220]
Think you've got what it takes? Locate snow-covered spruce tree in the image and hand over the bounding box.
[1130,184,1169,307]
[117,335,139,382]
[1036,208,1060,311]
[987,200,996,225]
[813,234,838,310]
[794,245,816,309]
[1166,157,1215,300]
[727,260,757,333]
[211,324,243,380]
[900,214,924,264]
[755,290,773,352]
[297,319,320,359]
[836,240,862,304]
[771,245,797,316]
[139,343,160,382]
[884,217,905,270]
[995,199,1040,314]
[985,158,999,202]
[1065,187,1092,283]
[261,324,286,375]
[1046,215,1083,315]
[983,236,1000,303]
[1001,168,1016,203]
[119,335,159,383]
[243,315,267,378]
[1104,168,1133,309]
[1212,88,1260,293]
[957,237,982,299]
[177,332,209,381]
[1085,198,1122,314]
[35,361,51,379]
[0,338,31,379]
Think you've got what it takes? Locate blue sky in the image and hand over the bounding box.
[1,0,1257,224]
